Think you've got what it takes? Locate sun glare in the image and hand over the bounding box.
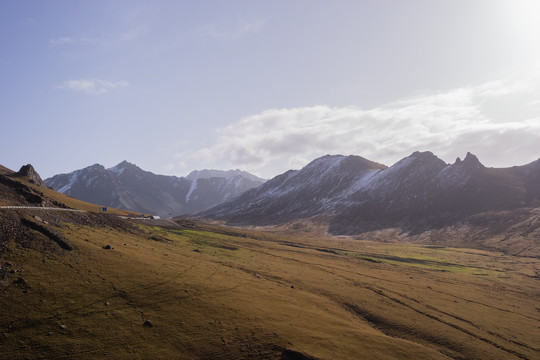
[503,0,540,55]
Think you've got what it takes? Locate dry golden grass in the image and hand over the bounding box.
[0,165,13,176]
[1,211,538,359]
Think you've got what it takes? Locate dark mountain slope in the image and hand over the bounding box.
[330,153,540,234]
[200,151,540,239]
[200,155,387,225]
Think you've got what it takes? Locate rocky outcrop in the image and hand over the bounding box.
[16,164,45,187]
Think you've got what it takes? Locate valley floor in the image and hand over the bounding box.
[0,211,539,359]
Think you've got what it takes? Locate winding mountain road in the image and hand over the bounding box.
[0,206,85,212]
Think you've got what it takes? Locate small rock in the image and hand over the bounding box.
[59,324,66,330]
[193,249,200,253]
[143,320,154,328]
[290,285,295,289]
[13,277,27,285]
[105,301,110,306]
[103,244,114,250]
[254,273,260,279]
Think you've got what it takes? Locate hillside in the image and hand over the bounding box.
[1,166,539,359]
[199,155,387,224]
[199,152,540,256]
[45,161,266,217]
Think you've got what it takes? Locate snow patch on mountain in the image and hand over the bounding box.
[58,171,79,193]
[436,162,470,188]
[108,164,125,176]
[345,169,384,195]
[186,179,198,202]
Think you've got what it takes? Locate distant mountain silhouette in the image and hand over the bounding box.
[45,161,266,217]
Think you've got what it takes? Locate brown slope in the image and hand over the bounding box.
[0,215,538,359]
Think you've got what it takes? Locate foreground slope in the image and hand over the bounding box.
[1,166,539,359]
[45,161,265,217]
[1,213,538,359]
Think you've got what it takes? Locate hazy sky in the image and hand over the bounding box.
[1,0,540,179]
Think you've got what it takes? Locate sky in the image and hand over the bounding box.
[1,0,540,179]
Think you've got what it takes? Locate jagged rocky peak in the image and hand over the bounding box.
[112,160,130,168]
[410,150,441,161]
[16,164,44,187]
[391,151,447,172]
[112,160,137,169]
[108,160,141,176]
[462,152,484,168]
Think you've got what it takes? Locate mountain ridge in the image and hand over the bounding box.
[45,161,266,217]
[199,151,540,255]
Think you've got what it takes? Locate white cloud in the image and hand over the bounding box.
[57,78,129,94]
[178,68,540,178]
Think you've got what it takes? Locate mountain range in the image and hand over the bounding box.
[44,161,266,217]
[199,151,540,254]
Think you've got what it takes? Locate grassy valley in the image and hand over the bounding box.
[1,212,539,359]
[0,169,539,359]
